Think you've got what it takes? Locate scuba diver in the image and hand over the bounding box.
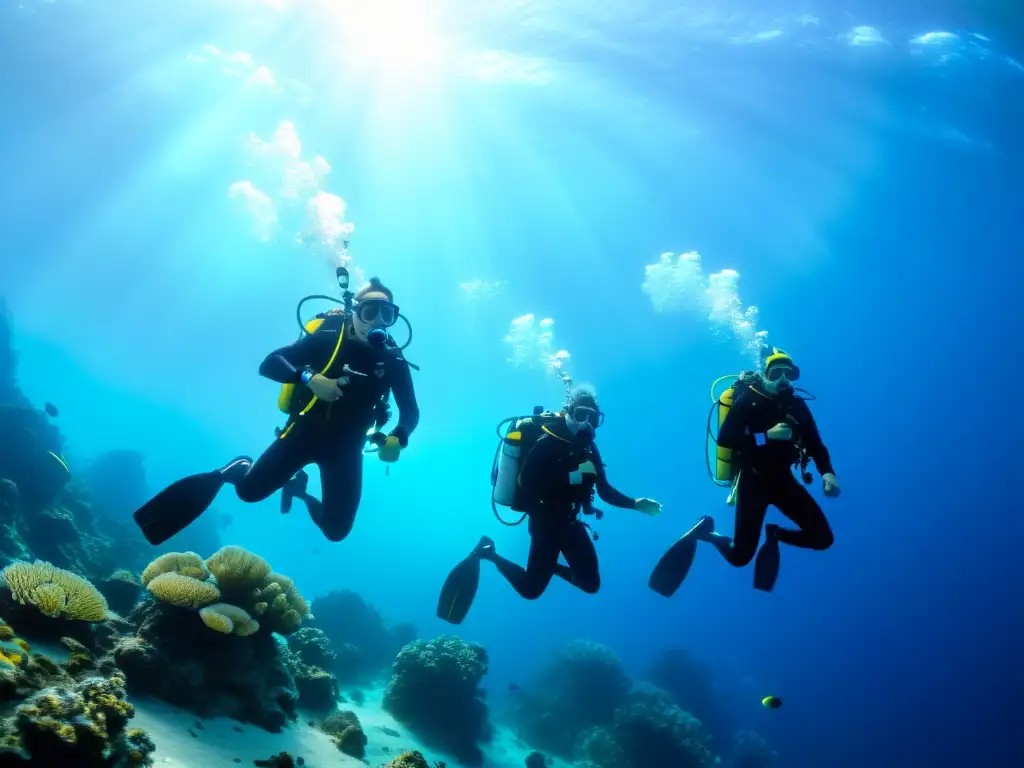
[133,271,420,546]
[437,385,662,624]
[649,347,840,595]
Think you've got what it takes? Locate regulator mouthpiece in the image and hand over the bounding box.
[367,328,387,348]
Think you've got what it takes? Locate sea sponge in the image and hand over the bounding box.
[199,603,260,636]
[140,552,208,586]
[205,546,272,597]
[146,572,220,608]
[0,561,109,621]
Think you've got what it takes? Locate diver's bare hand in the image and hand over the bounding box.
[307,374,342,402]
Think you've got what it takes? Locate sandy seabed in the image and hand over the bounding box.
[132,684,570,768]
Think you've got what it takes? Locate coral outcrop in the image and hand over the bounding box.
[383,635,490,766]
[578,684,713,768]
[0,617,153,767]
[511,639,630,760]
[285,628,339,713]
[309,589,416,685]
[317,710,367,758]
[110,546,314,732]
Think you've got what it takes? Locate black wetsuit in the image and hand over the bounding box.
[231,312,419,541]
[487,419,635,599]
[714,381,834,566]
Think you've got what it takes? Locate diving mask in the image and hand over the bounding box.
[355,299,399,327]
[569,405,604,429]
[764,364,799,383]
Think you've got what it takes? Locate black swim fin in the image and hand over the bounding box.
[753,538,781,592]
[648,516,714,597]
[436,537,489,625]
[133,457,248,546]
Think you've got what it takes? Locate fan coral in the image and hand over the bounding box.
[0,561,109,621]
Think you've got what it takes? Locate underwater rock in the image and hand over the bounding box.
[309,590,416,685]
[96,572,143,618]
[382,635,490,766]
[0,405,67,513]
[316,710,367,757]
[510,639,630,761]
[0,301,27,410]
[524,751,548,768]
[114,598,298,732]
[252,752,297,768]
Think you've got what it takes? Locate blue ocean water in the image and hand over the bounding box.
[1,1,1022,766]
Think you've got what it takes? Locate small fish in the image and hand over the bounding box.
[761,695,782,709]
[44,402,58,417]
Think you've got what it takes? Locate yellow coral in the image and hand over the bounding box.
[0,654,15,669]
[0,561,108,621]
[252,572,309,635]
[146,573,220,608]
[0,623,13,641]
[199,610,233,634]
[199,603,260,636]
[205,546,271,596]
[109,569,139,584]
[140,552,208,587]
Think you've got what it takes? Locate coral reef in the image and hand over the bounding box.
[511,639,630,760]
[0,616,153,767]
[383,635,490,766]
[579,684,713,768]
[112,598,298,732]
[381,751,447,768]
[109,546,314,732]
[284,629,339,713]
[308,589,416,685]
[646,646,731,749]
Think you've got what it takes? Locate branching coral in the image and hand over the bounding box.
[1,561,110,621]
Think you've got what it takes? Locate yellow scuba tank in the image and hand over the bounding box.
[715,385,736,484]
[706,372,757,487]
[276,312,346,414]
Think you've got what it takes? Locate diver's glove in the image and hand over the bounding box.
[821,473,841,498]
[634,498,662,516]
[766,423,792,441]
